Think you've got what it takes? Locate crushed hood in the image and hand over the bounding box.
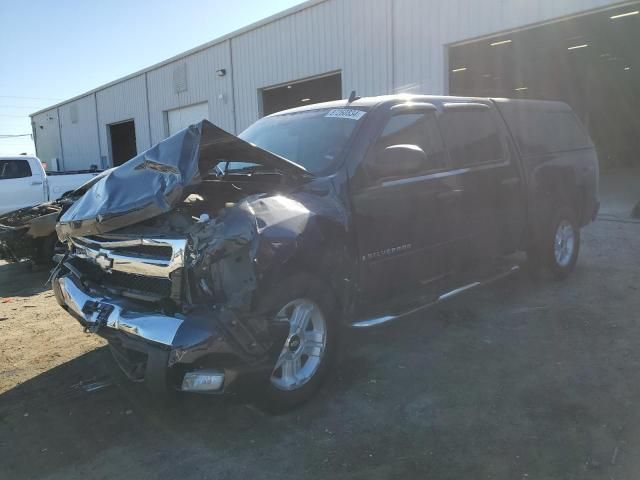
[57,120,308,240]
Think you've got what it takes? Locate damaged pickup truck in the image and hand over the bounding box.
[52,95,599,409]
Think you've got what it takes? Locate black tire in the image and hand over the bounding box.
[527,206,581,280]
[255,274,338,413]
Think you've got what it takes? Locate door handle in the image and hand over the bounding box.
[31,181,43,186]
[437,189,463,200]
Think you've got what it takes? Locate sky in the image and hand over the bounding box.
[0,0,302,156]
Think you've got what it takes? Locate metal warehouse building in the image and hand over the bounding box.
[30,0,639,171]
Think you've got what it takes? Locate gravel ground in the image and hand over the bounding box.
[1,172,639,480]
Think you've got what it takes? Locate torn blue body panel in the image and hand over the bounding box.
[57,121,308,240]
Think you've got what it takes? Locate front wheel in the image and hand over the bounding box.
[257,275,337,412]
[528,206,581,280]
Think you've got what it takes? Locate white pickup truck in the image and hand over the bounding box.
[0,156,102,215]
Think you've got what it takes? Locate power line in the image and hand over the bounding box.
[0,134,32,138]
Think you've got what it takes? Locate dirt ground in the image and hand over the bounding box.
[1,171,639,480]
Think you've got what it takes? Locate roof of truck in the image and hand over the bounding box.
[269,94,572,116]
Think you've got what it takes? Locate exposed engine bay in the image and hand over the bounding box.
[0,201,65,263]
[61,173,294,309]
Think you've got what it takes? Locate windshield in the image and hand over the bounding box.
[238,107,367,174]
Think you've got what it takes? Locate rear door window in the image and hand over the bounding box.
[440,108,504,167]
[504,109,592,155]
[0,160,32,179]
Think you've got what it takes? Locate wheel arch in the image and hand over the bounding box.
[527,164,583,246]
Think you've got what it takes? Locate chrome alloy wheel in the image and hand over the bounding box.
[554,220,576,267]
[270,299,327,391]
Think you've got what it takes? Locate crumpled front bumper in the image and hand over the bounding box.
[52,273,284,395]
[55,274,186,345]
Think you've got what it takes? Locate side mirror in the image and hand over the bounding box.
[372,144,427,179]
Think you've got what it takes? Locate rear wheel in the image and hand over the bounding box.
[528,206,581,279]
[257,275,337,412]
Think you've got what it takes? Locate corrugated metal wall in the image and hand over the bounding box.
[33,0,625,170]
[31,109,62,170]
[231,0,393,131]
[96,74,151,160]
[146,42,234,144]
[392,0,627,95]
[58,95,100,170]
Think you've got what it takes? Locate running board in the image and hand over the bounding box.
[351,265,520,329]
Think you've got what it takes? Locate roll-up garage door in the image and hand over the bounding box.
[167,102,209,136]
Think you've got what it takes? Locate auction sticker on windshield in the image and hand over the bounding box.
[325,109,366,120]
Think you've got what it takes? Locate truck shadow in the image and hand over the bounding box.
[0,345,337,479]
[0,348,228,474]
[0,261,51,298]
[0,265,601,479]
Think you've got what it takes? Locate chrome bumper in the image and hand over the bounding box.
[53,272,285,395]
[54,274,184,346]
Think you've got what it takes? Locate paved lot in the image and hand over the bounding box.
[1,171,639,479]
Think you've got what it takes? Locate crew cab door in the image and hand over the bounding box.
[0,158,44,215]
[437,102,526,280]
[349,104,453,313]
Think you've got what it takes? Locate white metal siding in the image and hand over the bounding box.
[392,0,625,94]
[58,95,100,170]
[31,110,63,170]
[32,0,627,169]
[96,74,151,165]
[167,102,210,135]
[146,41,234,144]
[231,0,393,131]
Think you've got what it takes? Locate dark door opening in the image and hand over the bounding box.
[448,4,640,168]
[109,120,137,167]
[261,72,342,116]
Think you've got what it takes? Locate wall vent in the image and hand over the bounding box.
[173,63,188,93]
[70,104,79,124]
